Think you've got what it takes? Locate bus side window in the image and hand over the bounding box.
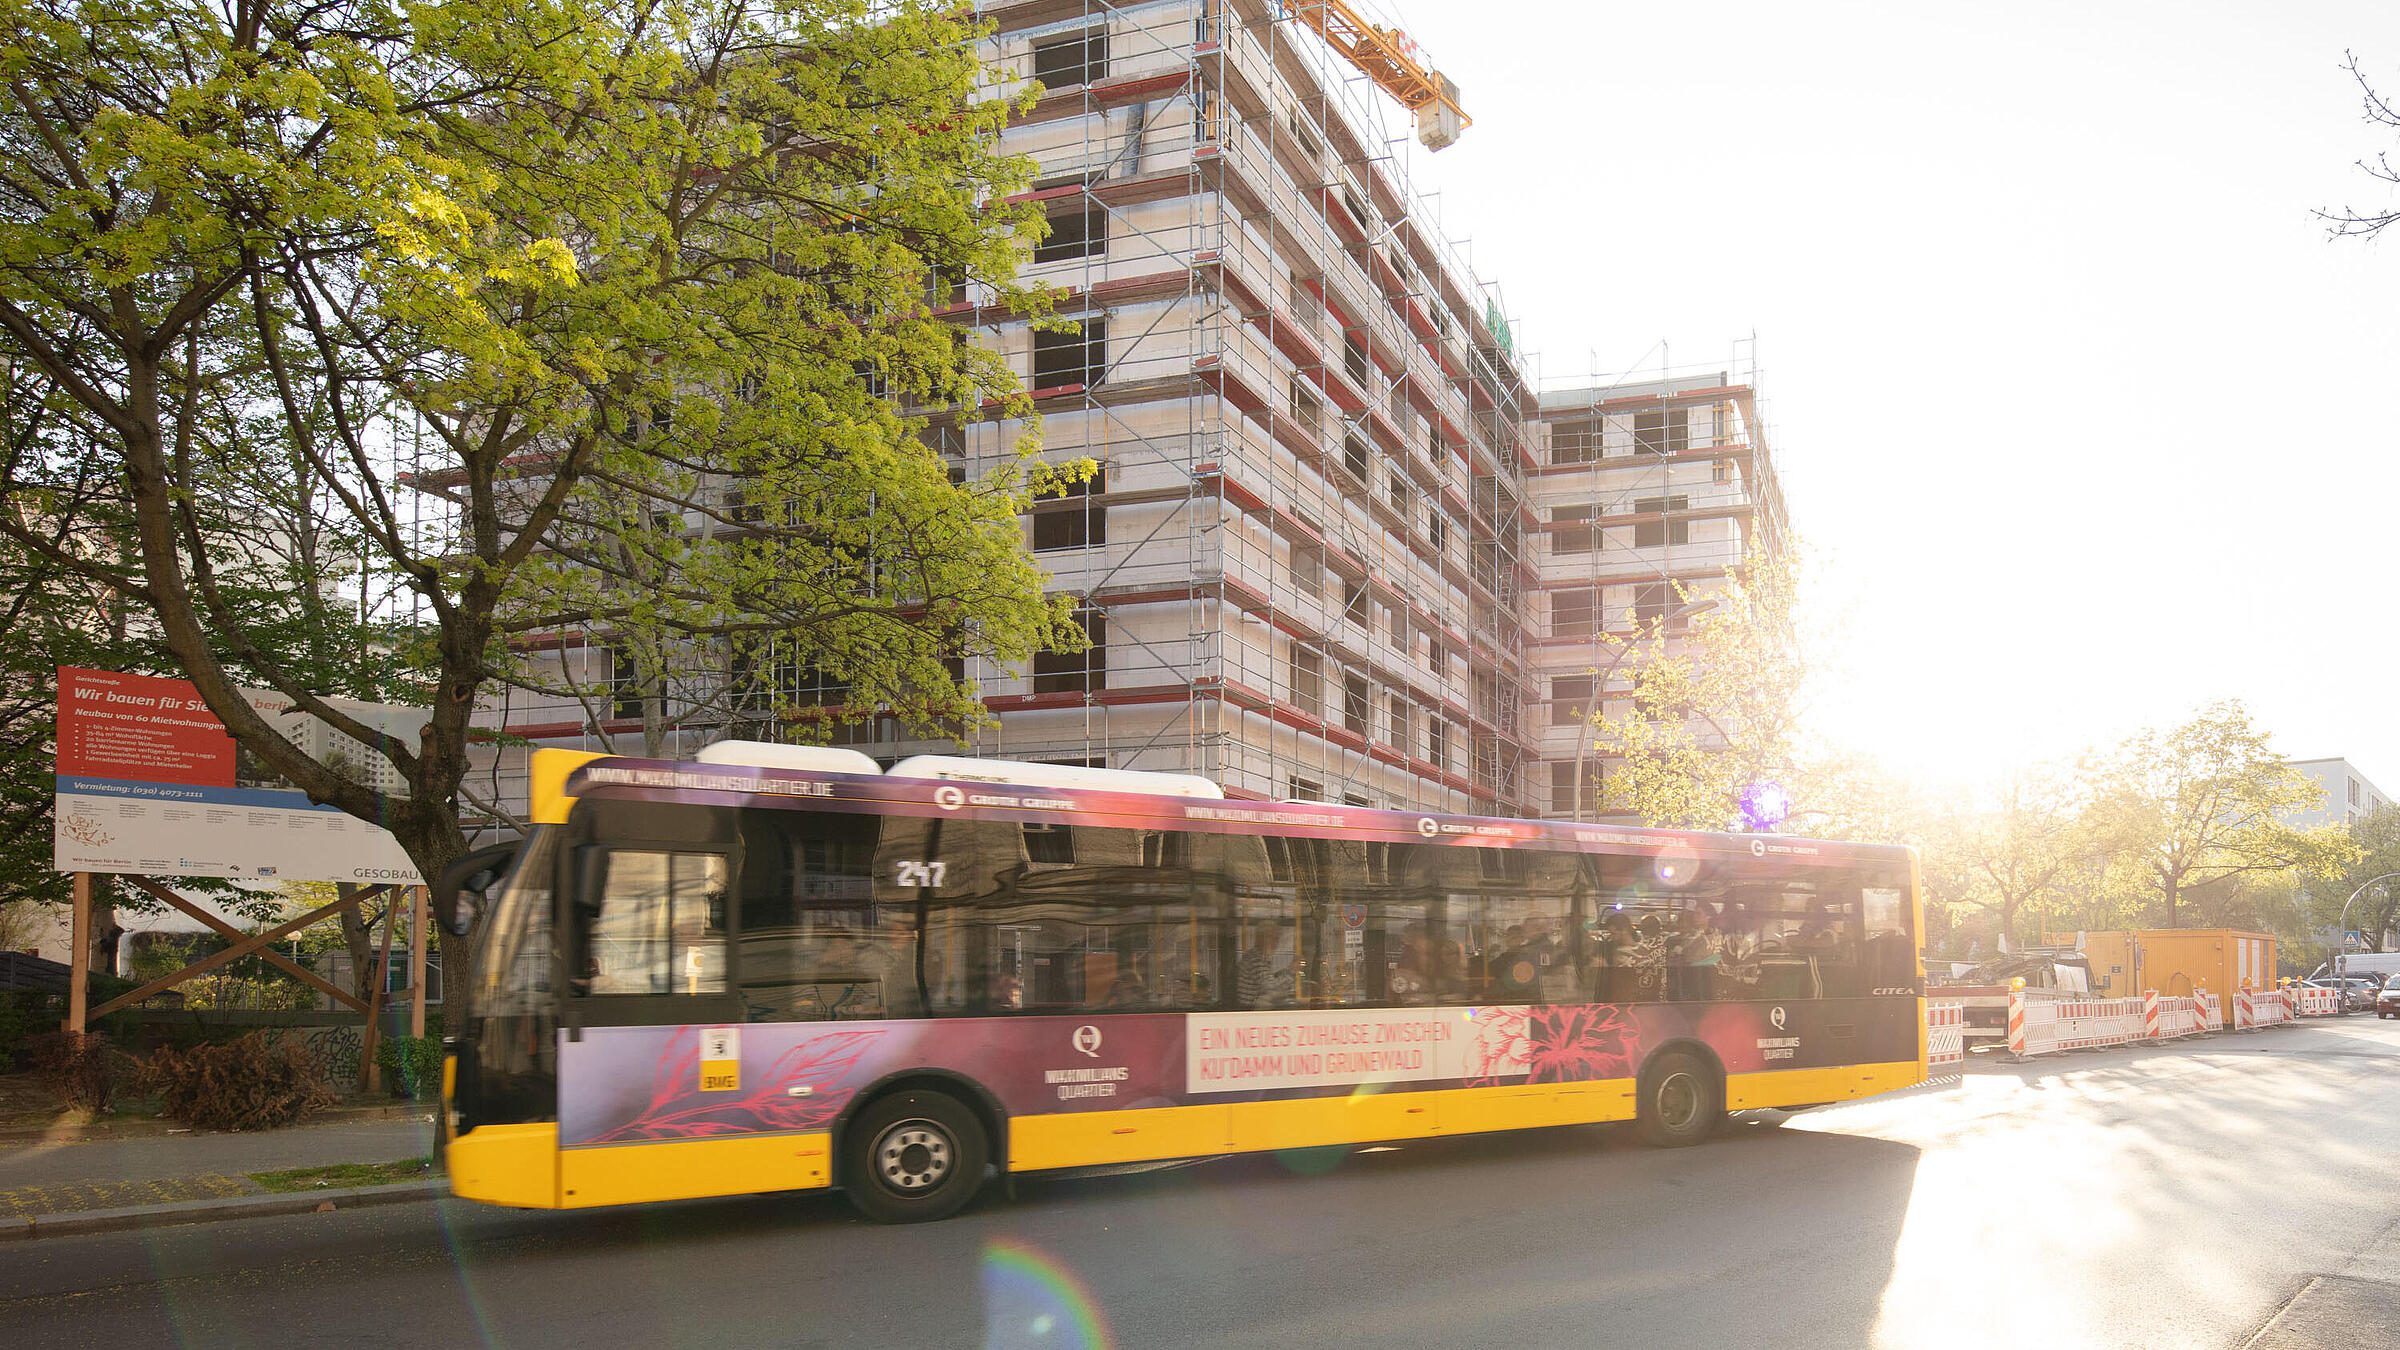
[578,850,727,997]
[738,810,892,1022]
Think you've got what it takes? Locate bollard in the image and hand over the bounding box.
[2007,976,2027,1060]
[2144,990,2160,1040]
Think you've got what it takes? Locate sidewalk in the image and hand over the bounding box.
[0,1116,436,1221]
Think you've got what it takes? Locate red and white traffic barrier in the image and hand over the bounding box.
[1927,1000,1965,1067]
[2235,988,2292,1029]
[1928,980,2311,1070]
[2013,992,2149,1057]
[2292,986,2341,1017]
[2154,994,2209,1039]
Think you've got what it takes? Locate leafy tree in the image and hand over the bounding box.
[1581,544,1807,829]
[2301,804,2400,955]
[2083,701,2353,928]
[0,0,1070,981]
[1924,762,2093,953]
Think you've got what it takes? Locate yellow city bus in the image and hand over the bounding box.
[438,744,1925,1223]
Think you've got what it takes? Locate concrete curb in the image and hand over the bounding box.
[0,1106,433,1143]
[3,1179,442,1241]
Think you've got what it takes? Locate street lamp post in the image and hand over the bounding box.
[1572,597,1717,822]
[2335,873,2400,1009]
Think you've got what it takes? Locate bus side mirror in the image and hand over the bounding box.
[435,843,520,938]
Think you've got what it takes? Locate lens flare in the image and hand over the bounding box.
[1653,842,1700,887]
[1740,781,1792,831]
[983,1238,1114,1350]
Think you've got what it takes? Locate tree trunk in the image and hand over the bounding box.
[337,882,377,1006]
[2164,877,2180,929]
[86,894,120,980]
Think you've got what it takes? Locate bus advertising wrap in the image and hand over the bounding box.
[554,999,1917,1148]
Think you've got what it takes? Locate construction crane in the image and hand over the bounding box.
[1285,1,1470,151]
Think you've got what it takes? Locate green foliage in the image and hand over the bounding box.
[0,0,1071,929]
[2083,701,2355,928]
[2301,804,2400,956]
[146,1031,335,1131]
[1582,543,1809,829]
[0,989,35,1070]
[375,1034,442,1099]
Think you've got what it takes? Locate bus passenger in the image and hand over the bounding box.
[1237,924,1285,1009]
[1673,903,1724,1001]
[1389,922,1435,1005]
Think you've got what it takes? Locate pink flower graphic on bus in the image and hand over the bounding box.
[587,1026,886,1143]
[1467,1004,1638,1086]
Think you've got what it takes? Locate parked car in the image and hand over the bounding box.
[2377,982,2400,1020]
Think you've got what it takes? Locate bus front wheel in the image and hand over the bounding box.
[844,1089,990,1224]
[1635,1051,1723,1148]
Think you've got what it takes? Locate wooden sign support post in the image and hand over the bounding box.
[66,871,91,1035]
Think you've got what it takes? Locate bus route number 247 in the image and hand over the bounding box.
[895,860,948,888]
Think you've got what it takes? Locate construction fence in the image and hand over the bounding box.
[1925,985,2339,1066]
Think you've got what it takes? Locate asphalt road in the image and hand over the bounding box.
[3,1018,2396,1350]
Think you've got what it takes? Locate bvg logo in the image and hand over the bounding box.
[1072,1025,1103,1058]
[1769,1006,1788,1031]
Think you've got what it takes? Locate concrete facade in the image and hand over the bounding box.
[2289,757,2390,832]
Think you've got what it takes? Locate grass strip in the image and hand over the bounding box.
[246,1157,436,1193]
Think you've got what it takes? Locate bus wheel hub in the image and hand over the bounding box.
[876,1121,953,1192]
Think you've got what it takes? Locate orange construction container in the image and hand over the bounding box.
[2044,928,2278,999]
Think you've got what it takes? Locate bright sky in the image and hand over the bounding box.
[1382,0,2400,793]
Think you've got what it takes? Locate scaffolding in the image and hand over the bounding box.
[1520,343,1792,818]
[910,0,1538,813]
[452,0,1546,819]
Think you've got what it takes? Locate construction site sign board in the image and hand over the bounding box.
[52,666,427,885]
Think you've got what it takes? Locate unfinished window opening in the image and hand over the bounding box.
[1031,29,1107,89]
[1551,675,1592,725]
[1552,504,1598,554]
[1343,672,1370,737]
[1031,608,1106,694]
[1633,495,1690,548]
[1032,466,1106,551]
[1032,319,1106,390]
[1291,649,1323,717]
[1034,203,1106,264]
[1343,332,1370,387]
[1553,587,1599,639]
[1634,408,1689,456]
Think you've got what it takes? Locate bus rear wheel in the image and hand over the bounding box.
[844,1089,989,1224]
[1635,1051,1723,1148]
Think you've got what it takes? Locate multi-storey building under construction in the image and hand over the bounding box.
[468,1,1789,824]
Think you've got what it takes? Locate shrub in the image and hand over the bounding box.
[375,1035,443,1099]
[24,1029,123,1112]
[0,991,36,1070]
[147,1030,335,1131]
